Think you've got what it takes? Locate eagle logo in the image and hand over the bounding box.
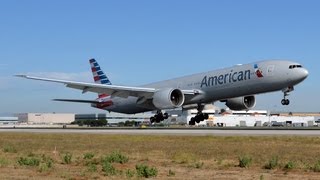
[254,64,264,78]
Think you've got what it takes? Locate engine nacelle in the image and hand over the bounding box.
[225,95,256,111]
[152,88,185,109]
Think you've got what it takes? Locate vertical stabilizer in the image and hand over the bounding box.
[89,59,111,98]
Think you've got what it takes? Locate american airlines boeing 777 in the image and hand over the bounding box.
[17,59,308,125]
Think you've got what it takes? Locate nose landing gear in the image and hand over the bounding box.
[281,86,294,106]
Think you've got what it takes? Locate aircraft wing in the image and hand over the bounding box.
[16,75,199,99]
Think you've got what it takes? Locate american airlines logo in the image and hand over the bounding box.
[200,69,251,88]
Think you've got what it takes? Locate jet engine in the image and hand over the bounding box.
[224,95,256,111]
[152,88,185,109]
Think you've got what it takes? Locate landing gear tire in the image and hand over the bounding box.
[190,104,209,125]
[150,111,168,124]
[150,117,155,124]
[163,113,169,119]
[195,116,201,123]
[189,117,196,125]
[281,99,290,105]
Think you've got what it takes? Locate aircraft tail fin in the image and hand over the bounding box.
[89,58,111,98]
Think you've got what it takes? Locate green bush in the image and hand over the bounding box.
[0,157,9,167]
[87,163,97,172]
[103,151,129,164]
[264,156,279,169]
[18,154,54,172]
[136,164,158,178]
[62,152,72,164]
[18,156,40,166]
[3,145,17,153]
[125,169,135,178]
[313,161,320,172]
[83,152,95,160]
[284,161,295,170]
[238,155,252,168]
[193,161,204,169]
[102,161,117,176]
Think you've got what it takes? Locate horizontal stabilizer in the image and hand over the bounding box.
[53,99,99,104]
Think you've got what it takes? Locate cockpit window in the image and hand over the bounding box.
[289,64,303,69]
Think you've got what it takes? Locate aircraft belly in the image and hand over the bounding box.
[105,97,152,114]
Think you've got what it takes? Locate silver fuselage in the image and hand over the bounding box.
[97,60,308,113]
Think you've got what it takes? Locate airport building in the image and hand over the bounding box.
[167,108,317,127]
[5,108,319,128]
[0,117,18,125]
[16,113,75,125]
[75,112,151,124]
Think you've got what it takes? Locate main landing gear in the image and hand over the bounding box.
[281,86,294,106]
[281,92,290,105]
[189,104,209,125]
[150,110,169,123]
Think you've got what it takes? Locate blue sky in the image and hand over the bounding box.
[0,0,319,115]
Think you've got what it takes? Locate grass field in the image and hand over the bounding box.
[0,133,320,179]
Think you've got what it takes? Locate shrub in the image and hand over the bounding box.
[0,157,9,167]
[193,161,204,169]
[125,169,135,178]
[284,161,295,170]
[3,145,17,153]
[102,161,117,176]
[87,163,97,173]
[264,156,279,169]
[103,151,129,164]
[238,155,252,168]
[18,156,40,166]
[83,152,95,160]
[136,164,158,178]
[62,152,72,164]
[313,161,320,172]
[18,154,54,172]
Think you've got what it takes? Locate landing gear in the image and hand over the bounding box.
[281,86,293,106]
[150,110,169,123]
[188,104,209,125]
[281,98,290,105]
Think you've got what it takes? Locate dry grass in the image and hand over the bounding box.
[0,133,320,179]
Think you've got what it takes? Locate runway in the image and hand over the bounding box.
[1,128,320,136]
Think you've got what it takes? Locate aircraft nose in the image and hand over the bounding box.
[302,68,309,79]
[298,68,309,81]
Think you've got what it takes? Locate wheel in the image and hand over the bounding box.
[285,99,290,105]
[203,113,209,120]
[163,113,169,119]
[189,117,195,125]
[281,99,286,105]
[155,116,162,123]
[195,116,201,123]
[150,117,155,123]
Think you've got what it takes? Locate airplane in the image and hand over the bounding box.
[16,59,308,125]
